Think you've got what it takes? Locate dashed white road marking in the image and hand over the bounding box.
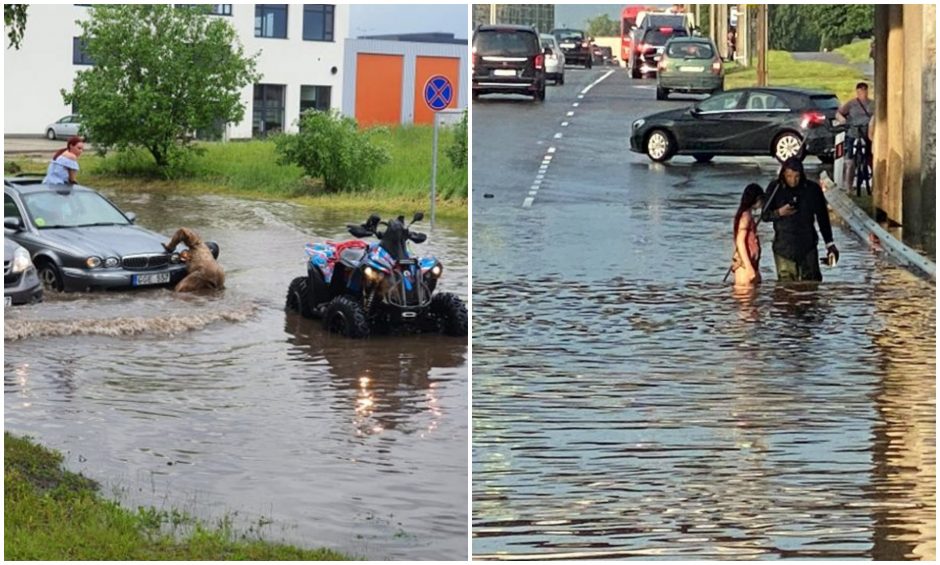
[547,147,556,153]
[580,69,615,95]
[523,197,534,208]
[566,111,574,116]
[561,121,569,127]
[554,132,563,139]
[573,102,579,107]
[577,94,584,99]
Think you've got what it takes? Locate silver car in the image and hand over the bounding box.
[45,114,81,140]
[540,33,565,86]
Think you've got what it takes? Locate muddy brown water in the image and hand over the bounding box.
[4,189,468,560]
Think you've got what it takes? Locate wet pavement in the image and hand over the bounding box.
[472,68,935,559]
[4,191,468,560]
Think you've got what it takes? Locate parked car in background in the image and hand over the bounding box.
[592,45,614,66]
[551,28,592,68]
[472,25,546,102]
[629,87,842,163]
[3,177,216,292]
[45,114,81,140]
[540,33,566,85]
[656,36,723,99]
[628,24,690,78]
[4,239,42,305]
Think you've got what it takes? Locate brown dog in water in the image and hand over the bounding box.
[163,228,225,292]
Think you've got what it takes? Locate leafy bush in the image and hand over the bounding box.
[5,161,22,175]
[273,110,389,192]
[446,110,468,170]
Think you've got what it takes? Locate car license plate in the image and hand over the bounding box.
[561,42,575,49]
[132,272,171,286]
[494,69,516,77]
[4,296,11,307]
[680,66,704,72]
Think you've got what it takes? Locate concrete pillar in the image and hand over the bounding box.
[901,5,923,243]
[875,6,904,225]
[736,4,749,66]
[921,4,936,257]
[872,6,888,219]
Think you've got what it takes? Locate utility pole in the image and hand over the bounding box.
[489,3,496,25]
[756,4,768,85]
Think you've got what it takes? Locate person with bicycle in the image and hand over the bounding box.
[836,82,874,191]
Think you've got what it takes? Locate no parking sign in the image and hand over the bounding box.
[424,75,453,111]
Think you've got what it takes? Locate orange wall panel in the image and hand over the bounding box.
[413,56,460,125]
[355,53,403,126]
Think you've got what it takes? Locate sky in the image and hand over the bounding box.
[348,5,469,39]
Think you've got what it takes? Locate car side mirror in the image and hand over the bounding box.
[4,216,23,231]
[125,211,137,224]
[690,106,701,115]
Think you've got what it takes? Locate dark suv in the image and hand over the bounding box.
[550,28,592,68]
[472,25,546,102]
[628,24,690,78]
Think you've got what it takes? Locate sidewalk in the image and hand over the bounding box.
[4,136,64,157]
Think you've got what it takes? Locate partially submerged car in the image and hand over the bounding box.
[3,178,206,292]
[4,239,42,305]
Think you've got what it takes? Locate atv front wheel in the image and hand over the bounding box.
[323,295,371,338]
[286,276,314,318]
[431,293,468,337]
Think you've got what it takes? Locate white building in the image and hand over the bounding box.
[3,4,348,139]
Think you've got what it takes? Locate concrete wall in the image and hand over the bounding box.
[342,39,467,126]
[3,4,347,139]
[920,5,936,257]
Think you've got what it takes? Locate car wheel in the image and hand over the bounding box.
[586,57,592,69]
[36,260,64,292]
[693,154,715,163]
[656,86,667,100]
[472,91,480,101]
[46,129,56,140]
[323,295,370,338]
[535,83,546,102]
[773,131,804,162]
[646,129,674,162]
[631,62,641,79]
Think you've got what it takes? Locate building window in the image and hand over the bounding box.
[255,5,287,38]
[72,37,93,65]
[300,85,331,113]
[211,4,232,16]
[303,5,334,42]
[253,84,285,137]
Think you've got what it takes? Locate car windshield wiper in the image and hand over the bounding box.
[37,224,73,229]
[77,222,126,227]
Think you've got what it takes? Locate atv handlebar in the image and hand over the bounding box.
[347,213,426,244]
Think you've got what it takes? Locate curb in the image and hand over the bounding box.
[819,170,936,281]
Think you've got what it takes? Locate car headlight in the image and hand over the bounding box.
[85,256,102,269]
[104,257,119,268]
[633,119,645,130]
[430,264,443,278]
[11,247,32,274]
[169,253,181,264]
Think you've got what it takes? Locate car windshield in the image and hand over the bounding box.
[644,15,687,29]
[811,95,841,110]
[22,190,130,229]
[554,30,584,41]
[643,28,688,46]
[475,30,539,56]
[667,42,713,59]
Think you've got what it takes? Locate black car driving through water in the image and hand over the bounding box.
[3,178,214,292]
[472,24,546,102]
[550,28,592,68]
[629,87,842,163]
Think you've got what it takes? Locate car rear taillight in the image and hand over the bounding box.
[659,27,674,33]
[800,111,826,129]
[534,53,544,70]
[711,59,722,74]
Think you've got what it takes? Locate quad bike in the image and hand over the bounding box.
[285,212,467,338]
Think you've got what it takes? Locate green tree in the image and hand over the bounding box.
[808,5,874,50]
[586,14,619,38]
[769,4,820,52]
[446,110,467,170]
[62,5,259,169]
[4,4,28,49]
[273,110,390,193]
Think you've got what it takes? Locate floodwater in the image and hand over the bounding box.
[472,68,936,560]
[5,189,468,560]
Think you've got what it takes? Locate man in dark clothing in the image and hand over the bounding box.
[762,158,839,281]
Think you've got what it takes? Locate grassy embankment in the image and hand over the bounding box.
[724,50,866,102]
[5,433,354,560]
[834,38,873,65]
[6,125,467,221]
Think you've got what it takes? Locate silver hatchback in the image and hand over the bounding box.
[44,114,81,140]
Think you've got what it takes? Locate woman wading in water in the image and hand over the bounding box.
[731,183,765,287]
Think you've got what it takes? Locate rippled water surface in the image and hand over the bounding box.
[5,190,468,560]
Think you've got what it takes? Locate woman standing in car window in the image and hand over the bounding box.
[42,136,84,185]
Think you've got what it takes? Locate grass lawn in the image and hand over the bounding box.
[834,39,873,65]
[5,433,354,560]
[725,50,866,101]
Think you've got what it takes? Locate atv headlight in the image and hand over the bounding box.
[85,256,102,269]
[11,247,32,274]
[363,266,382,282]
[430,264,443,278]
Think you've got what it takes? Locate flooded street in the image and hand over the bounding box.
[472,69,935,559]
[5,190,468,560]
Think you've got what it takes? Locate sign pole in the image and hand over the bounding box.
[431,113,438,230]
